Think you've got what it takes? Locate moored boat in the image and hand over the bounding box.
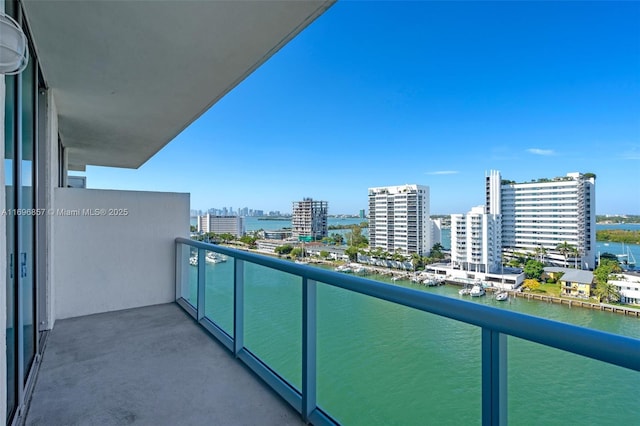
[495,291,508,301]
[470,284,485,297]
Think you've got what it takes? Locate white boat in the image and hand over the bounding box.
[334,265,352,273]
[470,285,485,297]
[458,287,470,295]
[495,291,508,301]
[189,256,198,266]
[206,252,227,264]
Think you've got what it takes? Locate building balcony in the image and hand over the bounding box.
[21,216,640,425]
[25,304,301,426]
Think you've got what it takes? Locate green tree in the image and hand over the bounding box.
[593,259,622,302]
[411,253,423,271]
[594,281,621,303]
[573,246,582,268]
[430,243,445,260]
[239,235,257,248]
[372,247,384,259]
[345,246,359,262]
[555,241,574,267]
[524,259,544,280]
[274,244,294,255]
[190,225,197,232]
[290,247,303,258]
[319,250,330,259]
[533,245,547,264]
[331,233,344,245]
[392,250,406,262]
[219,233,235,243]
[345,225,368,247]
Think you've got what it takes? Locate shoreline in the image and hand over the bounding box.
[226,246,640,318]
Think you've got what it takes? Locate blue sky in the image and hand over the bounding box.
[86,1,640,215]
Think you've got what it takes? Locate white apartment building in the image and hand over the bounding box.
[292,198,328,240]
[368,184,431,256]
[486,170,596,269]
[197,214,245,237]
[608,273,640,305]
[451,206,502,273]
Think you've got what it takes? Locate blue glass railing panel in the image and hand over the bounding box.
[316,283,481,425]
[203,250,234,336]
[186,246,198,308]
[176,243,198,310]
[508,336,640,424]
[244,262,302,391]
[175,238,640,426]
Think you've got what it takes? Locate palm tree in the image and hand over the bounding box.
[555,241,574,267]
[411,253,422,272]
[570,246,580,269]
[534,245,548,264]
[594,281,620,303]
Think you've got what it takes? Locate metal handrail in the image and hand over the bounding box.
[176,237,640,425]
[176,237,639,372]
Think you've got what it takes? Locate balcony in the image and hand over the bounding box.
[26,304,302,426]
[23,231,640,425]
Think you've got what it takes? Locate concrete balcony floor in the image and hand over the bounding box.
[26,303,303,425]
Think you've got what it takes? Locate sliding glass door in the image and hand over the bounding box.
[5,1,39,422]
[4,59,17,426]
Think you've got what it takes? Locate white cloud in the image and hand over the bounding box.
[527,148,555,156]
[425,170,459,175]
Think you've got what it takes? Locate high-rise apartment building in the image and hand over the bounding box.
[292,198,328,240]
[486,170,596,269]
[451,206,502,273]
[197,214,245,237]
[368,184,431,255]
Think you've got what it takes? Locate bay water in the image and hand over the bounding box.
[189,242,640,425]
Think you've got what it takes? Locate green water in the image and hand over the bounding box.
[187,252,640,425]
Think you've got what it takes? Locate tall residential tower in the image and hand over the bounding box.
[487,171,596,269]
[368,184,431,255]
[292,198,328,240]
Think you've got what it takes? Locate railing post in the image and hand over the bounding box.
[234,258,244,357]
[302,277,317,423]
[482,328,507,426]
[197,248,206,321]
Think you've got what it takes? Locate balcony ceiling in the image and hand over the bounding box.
[23,0,334,170]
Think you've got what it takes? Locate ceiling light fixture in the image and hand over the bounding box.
[0,11,29,75]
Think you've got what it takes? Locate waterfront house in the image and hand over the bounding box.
[558,269,595,298]
[608,272,640,305]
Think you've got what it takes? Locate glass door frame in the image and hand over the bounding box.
[5,1,44,423]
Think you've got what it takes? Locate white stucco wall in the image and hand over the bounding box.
[53,188,189,319]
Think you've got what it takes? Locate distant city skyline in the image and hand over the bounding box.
[82,1,639,215]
